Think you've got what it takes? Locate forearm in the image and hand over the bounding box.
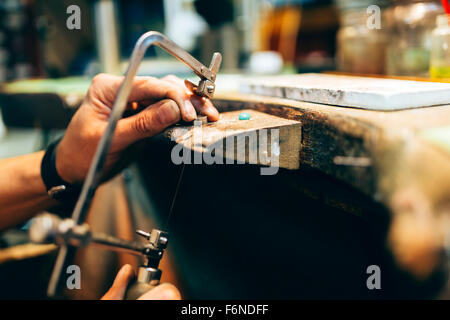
[0,151,57,230]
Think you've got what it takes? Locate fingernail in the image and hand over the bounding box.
[206,106,219,119]
[185,100,197,120]
[157,101,180,124]
[118,264,131,277]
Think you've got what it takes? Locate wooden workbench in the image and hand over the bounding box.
[167,91,450,282]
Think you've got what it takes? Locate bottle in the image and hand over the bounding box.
[385,0,443,77]
[430,14,450,79]
[336,9,387,74]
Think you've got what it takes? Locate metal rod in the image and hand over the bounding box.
[90,233,147,255]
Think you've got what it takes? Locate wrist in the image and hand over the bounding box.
[54,136,78,184]
[41,138,82,203]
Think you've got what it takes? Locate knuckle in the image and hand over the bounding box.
[162,98,178,110]
[133,110,164,136]
[166,88,183,103]
[92,73,107,85]
[157,100,180,125]
[132,100,180,136]
[163,74,178,82]
[134,113,152,135]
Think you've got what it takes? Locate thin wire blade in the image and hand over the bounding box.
[165,163,186,229]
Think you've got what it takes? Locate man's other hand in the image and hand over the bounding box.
[101,264,181,300]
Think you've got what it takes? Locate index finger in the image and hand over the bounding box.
[88,74,197,121]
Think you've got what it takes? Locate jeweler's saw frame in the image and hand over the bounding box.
[34,31,221,297]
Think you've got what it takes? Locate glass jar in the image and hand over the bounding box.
[385,0,443,77]
[430,14,450,79]
[337,9,387,74]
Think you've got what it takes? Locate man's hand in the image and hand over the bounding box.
[56,73,219,184]
[101,264,181,300]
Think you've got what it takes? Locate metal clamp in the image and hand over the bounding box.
[30,214,169,280]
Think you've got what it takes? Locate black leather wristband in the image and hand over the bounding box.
[41,137,82,204]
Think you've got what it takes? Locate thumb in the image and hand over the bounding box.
[116,99,181,147]
[137,283,182,300]
[101,264,135,300]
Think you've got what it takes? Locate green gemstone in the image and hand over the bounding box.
[239,112,251,120]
